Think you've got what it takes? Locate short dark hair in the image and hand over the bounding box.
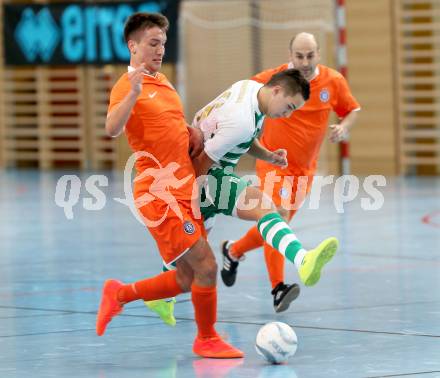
[124,12,169,43]
[265,69,310,101]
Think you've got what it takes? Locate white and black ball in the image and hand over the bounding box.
[255,322,298,364]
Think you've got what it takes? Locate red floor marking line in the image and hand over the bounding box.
[421,211,440,228]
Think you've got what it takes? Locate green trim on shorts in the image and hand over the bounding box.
[200,167,250,219]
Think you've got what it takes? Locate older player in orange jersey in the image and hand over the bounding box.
[221,32,360,313]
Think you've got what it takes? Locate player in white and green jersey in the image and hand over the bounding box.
[192,78,266,229]
[145,69,339,322]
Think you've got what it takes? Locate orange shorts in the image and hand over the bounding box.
[133,190,206,265]
[256,160,314,214]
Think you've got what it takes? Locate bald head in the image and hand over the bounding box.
[289,32,319,52]
[289,32,320,81]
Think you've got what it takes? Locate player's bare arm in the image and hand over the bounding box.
[105,64,148,137]
[248,139,288,168]
[329,109,359,143]
[188,126,204,158]
[192,150,215,177]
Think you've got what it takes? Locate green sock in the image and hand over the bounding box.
[257,212,306,263]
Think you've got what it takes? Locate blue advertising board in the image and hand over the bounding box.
[3,1,179,65]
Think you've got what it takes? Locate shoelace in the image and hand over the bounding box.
[198,336,235,351]
[104,305,122,319]
[103,295,123,317]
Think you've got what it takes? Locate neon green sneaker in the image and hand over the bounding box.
[299,237,339,286]
[144,298,176,327]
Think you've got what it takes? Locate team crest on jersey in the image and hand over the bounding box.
[320,88,330,103]
[183,221,195,235]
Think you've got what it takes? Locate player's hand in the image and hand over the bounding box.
[329,124,348,143]
[188,126,204,158]
[270,149,288,169]
[128,64,147,96]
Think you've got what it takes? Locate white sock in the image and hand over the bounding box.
[294,249,307,270]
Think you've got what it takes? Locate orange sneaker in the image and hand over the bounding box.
[193,335,244,358]
[96,279,124,336]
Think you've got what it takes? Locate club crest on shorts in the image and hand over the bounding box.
[320,88,330,103]
[183,221,195,235]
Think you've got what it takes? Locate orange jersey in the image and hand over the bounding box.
[252,63,360,175]
[108,71,195,200]
[108,71,203,263]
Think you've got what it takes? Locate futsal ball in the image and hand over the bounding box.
[255,322,298,364]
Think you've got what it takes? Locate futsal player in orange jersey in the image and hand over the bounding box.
[95,12,243,358]
[221,33,361,312]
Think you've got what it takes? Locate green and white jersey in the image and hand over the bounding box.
[192,80,265,170]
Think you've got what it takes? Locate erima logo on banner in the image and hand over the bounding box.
[14,8,60,62]
[14,2,163,63]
